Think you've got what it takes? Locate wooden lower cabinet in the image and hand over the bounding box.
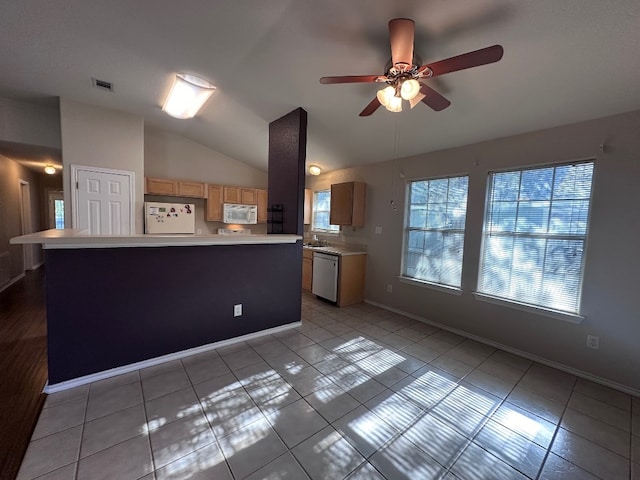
[337,254,366,307]
[302,249,313,291]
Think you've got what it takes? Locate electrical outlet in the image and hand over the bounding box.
[196,228,202,235]
[234,304,242,317]
[375,226,383,235]
[387,284,393,293]
[586,335,599,349]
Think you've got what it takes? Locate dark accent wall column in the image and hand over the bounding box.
[268,108,307,235]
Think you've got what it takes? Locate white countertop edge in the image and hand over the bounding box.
[303,246,367,256]
[11,229,302,249]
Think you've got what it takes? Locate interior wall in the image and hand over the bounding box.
[144,127,267,187]
[306,109,640,392]
[60,99,145,233]
[0,96,61,149]
[0,155,48,285]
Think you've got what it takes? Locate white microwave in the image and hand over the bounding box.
[223,203,257,224]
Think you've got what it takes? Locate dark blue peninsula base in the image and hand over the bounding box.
[11,231,303,387]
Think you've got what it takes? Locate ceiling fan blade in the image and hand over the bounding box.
[425,45,504,77]
[359,97,381,117]
[389,18,415,69]
[419,83,451,111]
[320,75,382,84]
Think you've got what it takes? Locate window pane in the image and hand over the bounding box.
[515,200,550,233]
[411,181,428,204]
[492,171,520,201]
[54,199,65,229]
[409,205,426,228]
[408,230,425,251]
[312,190,339,232]
[403,175,469,288]
[520,168,553,201]
[488,201,517,233]
[549,200,589,234]
[478,161,593,314]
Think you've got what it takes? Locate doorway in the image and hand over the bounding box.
[47,190,65,229]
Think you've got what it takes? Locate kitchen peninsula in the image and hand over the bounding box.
[12,229,303,390]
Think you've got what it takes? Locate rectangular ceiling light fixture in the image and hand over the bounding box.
[162,73,216,119]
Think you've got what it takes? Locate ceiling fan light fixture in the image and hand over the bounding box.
[400,78,420,100]
[376,85,395,107]
[309,165,322,176]
[385,95,403,112]
[162,73,216,119]
[44,164,56,175]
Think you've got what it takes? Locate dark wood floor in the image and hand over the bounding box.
[0,268,48,480]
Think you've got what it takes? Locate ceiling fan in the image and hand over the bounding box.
[319,18,504,116]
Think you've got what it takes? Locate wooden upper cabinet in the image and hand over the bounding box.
[303,189,312,225]
[145,177,206,198]
[206,184,223,222]
[241,188,257,205]
[178,181,206,198]
[330,181,366,227]
[223,186,241,204]
[146,177,179,196]
[257,189,268,223]
[223,186,257,204]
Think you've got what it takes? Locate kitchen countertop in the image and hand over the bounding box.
[11,229,302,249]
[303,245,367,256]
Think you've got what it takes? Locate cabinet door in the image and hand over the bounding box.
[330,182,354,225]
[206,185,223,221]
[178,181,206,198]
[146,177,178,196]
[302,257,313,291]
[257,189,268,223]
[223,186,241,204]
[241,188,257,205]
[337,254,366,307]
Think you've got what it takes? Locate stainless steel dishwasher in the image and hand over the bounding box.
[312,252,339,302]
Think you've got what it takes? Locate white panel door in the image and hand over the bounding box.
[75,168,133,234]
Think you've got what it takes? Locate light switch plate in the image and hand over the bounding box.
[234,304,242,317]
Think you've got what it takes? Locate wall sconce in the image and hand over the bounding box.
[44,164,56,175]
[309,165,322,176]
[162,74,216,119]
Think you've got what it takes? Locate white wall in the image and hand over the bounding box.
[60,99,145,233]
[0,96,61,148]
[307,109,640,393]
[144,127,267,187]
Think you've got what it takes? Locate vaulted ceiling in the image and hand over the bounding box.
[1,1,639,173]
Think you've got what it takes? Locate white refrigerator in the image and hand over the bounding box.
[144,202,195,234]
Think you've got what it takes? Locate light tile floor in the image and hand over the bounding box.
[18,294,640,480]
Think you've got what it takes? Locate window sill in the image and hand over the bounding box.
[398,276,463,296]
[472,292,584,324]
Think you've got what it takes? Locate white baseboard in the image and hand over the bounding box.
[365,298,640,398]
[0,273,25,294]
[44,321,302,394]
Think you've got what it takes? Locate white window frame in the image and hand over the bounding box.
[476,160,595,320]
[311,189,339,233]
[401,174,470,290]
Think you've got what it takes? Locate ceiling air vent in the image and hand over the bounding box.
[92,77,113,92]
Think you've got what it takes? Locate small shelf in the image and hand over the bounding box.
[267,204,284,234]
